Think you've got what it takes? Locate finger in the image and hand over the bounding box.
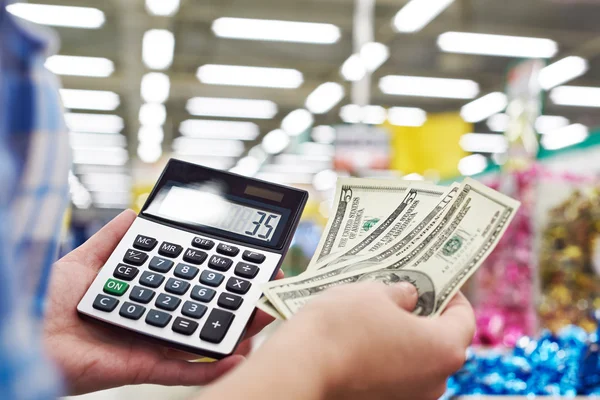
[64,209,137,271]
[243,308,276,338]
[233,339,252,356]
[435,292,475,348]
[385,281,418,311]
[273,269,284,280]
[146,355,245,386]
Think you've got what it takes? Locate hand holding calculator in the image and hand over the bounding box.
[77,159,307,359]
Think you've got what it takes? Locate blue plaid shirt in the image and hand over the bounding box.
[1,2,70,398]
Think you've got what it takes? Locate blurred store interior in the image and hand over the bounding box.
[6,0,600,398]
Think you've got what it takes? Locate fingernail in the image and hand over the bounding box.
[397,282,417,297]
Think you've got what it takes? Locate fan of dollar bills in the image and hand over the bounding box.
[258,177,521,320]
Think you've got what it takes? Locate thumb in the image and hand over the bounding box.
[385,282,418,311]
[63,209,137,271]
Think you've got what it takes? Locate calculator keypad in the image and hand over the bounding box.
[79,217,282,356]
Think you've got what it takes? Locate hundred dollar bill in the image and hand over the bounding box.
[266,179,520,319]
[306,177,412,271]
[261,183,461,301]
[314,183,457,271]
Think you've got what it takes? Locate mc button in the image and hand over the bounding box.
[133,234,157,251]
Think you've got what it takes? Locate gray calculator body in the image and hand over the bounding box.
[77,159,308,359]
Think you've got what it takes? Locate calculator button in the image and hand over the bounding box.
[200,309,235,344]
[148,256,174,273]
[183,248,208,265]
[133,235,157,251]
[129,286,156,304]
[173,263,199,280]
[139,271,165,288]
[158,242,183,258]
[172,317,199,336]
[145,309,172,328]
[155,293,181,311]
[217,293,243,310]
[113,264,139,281]
[200,270,224,287]
[103,278,129,296]
[216,244,239,257]
[165,278,190,295]
[208,255,233,272]
[182,301,207,319]
[119,302,146,320]
[242,250,266,264]
[234,262,260,279]
[123,249,148,266]
[192,237,214,250]
[190,285,216,303]
[93,294,119,312]
[226,277,252,294]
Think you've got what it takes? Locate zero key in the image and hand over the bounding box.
[200,309,235,343]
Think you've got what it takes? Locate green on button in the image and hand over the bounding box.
[103,278,129,296]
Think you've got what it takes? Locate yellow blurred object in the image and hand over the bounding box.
[385,112,471,180]
[131,183,153,213]
[193,357,217,363]
[301,198,327,226]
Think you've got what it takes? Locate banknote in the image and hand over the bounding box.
[261,183,461,299]
[265,179,520,319]
[305,178,411,271]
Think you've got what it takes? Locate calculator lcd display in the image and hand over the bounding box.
[146,186,282,242]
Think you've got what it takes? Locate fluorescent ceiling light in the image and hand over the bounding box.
[138,142,163,163]
[282,109,314,136]
[45,55,114,77]
[172,138,245,157]
[212,17,340,44]
[139,103,167,127]
[541,124,588,150]
[68,172,92,209]
[340,55,366,82]
[363,105,387,125]
[311,125,336,144]
[388,107,427,127]
[255,172,314,186]
[72,148,129,166]
[379,75,479,99]
[299,142,335,157]
[145,0,180,16]
[70,133,126,149]
[7,3,105,29]
[403,173,425,181]
[174,155,236,171]
[339,104,362,123]
[305,82,345,114]
[535,115,569,134]
[487,113,509,132]
[231,156,262,177]
[143,30,175,70]
[458,154,488,176]
[459,133,508,153]
[437,32,558,58]
[360,42,389,72]
[262,129,290,154]
[460,92,508,123]
[197,64,303,89]
[186,97,278,119]
[312,169,338,191]
[179,120,259,141]
[539,56,588,91]
[261,163,330,175]
[138,126,164,144]
[275,154,332,165]
[141,73,170,104]
[80,173,131,192]
[550,86,600,107]
[64,113,124,134]
[60,89,120,111]
[393,0,454,33]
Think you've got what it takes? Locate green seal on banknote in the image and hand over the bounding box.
[442,236,463,256]
[362,218,379,231]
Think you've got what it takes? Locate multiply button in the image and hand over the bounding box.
[113,264,139,281]
[226,277,251,294]
[172,317,199,336]
[133,235,157,251]
[216,243,239,257]
[123,249,148,266]
[234,262,259,279]
[192,237,214,250]
[183,248,207,265]
[200,309,235,343]
[158,242,182,258]
[208,255,232,272]
[242,250,265,264]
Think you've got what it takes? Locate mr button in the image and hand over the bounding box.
[133,234,157,251]
[158,242,183,258]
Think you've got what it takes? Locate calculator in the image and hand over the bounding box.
[77,159,308,359]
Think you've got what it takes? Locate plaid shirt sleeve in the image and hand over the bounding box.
[0,3,70,399]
